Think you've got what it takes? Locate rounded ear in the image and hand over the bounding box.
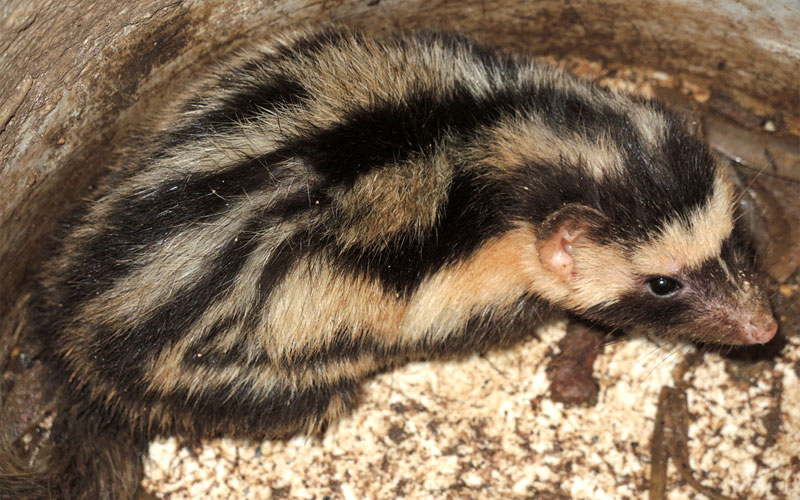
[536,204,607,283]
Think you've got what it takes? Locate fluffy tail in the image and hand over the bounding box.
[1,385,145,500]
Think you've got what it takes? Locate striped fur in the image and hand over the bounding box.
[23,27,776,499]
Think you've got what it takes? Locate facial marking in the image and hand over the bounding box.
[717,255,736,286]
[632,176,734,276]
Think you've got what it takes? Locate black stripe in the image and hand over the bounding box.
[182,231,319,371]
[595,118,716,243]
[61,151,293,319]
[583,292,693,331]
[314,169,509,296]
[287,83,529,186]
[255,230,311,311]
[282,294,547,367]
[195,294,548,371]
[151,28,354,158]
[509,104,717,243]
[90,182,324,380]
[212,78,308,124]
[276,27,353,61]
[248,184,331,318]
[119,150,289,236]
[182,316,243,367]
[531,86,646,155]
[721,228,757,271]
[583,239,743,334]
[285,71,650,189]
[508,158,608,230]
[184,327,376,371]
[279,329,373,369]
[89,210,268,381]
[419,293,548,357]
[161,77,309,150]
[188,329,388,371]
[158,377,361,438]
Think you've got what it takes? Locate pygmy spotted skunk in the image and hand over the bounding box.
[3,27,778,499]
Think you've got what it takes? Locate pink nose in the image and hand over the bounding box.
[742,319,778,345]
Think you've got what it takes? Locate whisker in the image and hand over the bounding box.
[643,342,690,379]
[633,337,670,369]
[729,159,771,209]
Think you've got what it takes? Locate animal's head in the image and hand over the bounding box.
[534,179,777,345]
[504,89,778,345]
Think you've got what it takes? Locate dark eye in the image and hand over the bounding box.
[647,276,681,297]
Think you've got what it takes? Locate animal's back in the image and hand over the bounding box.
[40,28,559,440]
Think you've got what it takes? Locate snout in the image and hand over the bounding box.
[741,316,779,345]
[700,302,779,345]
